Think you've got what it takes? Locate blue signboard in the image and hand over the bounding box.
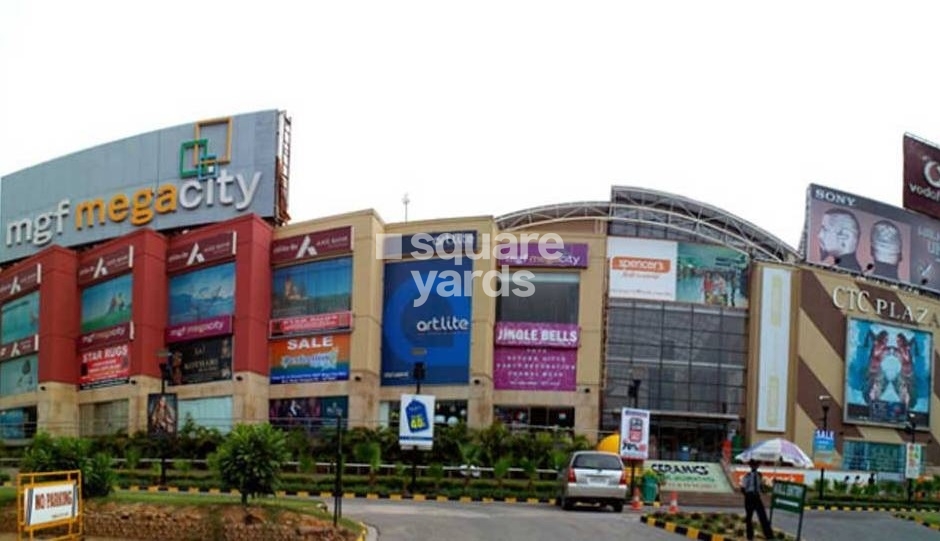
[381,258,473,386]
[168,262,236,326]
[1,291,39,344]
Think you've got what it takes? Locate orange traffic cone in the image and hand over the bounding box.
[668,492,679,514]
[631,487,642,510]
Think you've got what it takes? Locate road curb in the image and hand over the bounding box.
[640,514,731,541]
[805,504,936,512]
[894,513,940,531]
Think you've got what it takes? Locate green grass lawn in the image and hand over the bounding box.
[911,512,940,526]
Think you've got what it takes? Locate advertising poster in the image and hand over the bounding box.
[0,354,37,396]
[494,321,580,348]
[844,318,932,427]
[381,258,473,386]
[399,393,436,450]
[271,226,353,264]
[168,262,235,326]
[493,347,577,391]
[0,406,36,439]
[269,333,351,383]
[167,336,233,385]
[619,408,651,460]
[607,237,677,301]
[79,343,131,390]
[1,290,39,344]
[80,273,132,333]
[756,266,792,433]
[147,393,178,437]
[812,430,837,469]
[271,257,352,319]
[269,396,348,431]
[675,243,749,308]
[905,443,923,480]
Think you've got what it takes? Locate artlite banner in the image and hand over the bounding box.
[493,347,577,391]
[79,343,130,390]
[269,334,351,383]
[494,321,580,348]
[495,242,589,268]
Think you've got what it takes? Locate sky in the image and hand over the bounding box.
[3,1,940,250]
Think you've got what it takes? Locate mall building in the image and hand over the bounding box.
[0,110,937,476]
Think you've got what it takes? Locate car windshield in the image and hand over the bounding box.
[572,453,623,470]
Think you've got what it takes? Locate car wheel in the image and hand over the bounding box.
[611,501,624,513]
[562,497,574,511]
[554,495,561,507]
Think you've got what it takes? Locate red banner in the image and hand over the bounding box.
[78,245,134,286]
[269,311,353,337]
[0,264,41,303]
[78,322,134,351]
[0,335,38,361]
[271,227,353,264]
[79,342,131,390]
[167,231,236,273]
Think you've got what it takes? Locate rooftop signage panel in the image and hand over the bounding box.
[0,110,282,264]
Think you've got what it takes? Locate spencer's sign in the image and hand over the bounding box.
[0,110,284,265]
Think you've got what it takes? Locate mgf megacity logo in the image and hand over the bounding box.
[1,110,279,265]
[377,231,588,307]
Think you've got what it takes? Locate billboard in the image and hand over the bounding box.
[493,347,577,391]
[0,355,37,396]
[381,258,473,386]
[79,343,130,390]
[0,406,37,439]
[168,262,235,326]
[619,408,651,460]
[1,290,39,344]
[756,266,792,433]
[269,334,351,383]
[399,394,436,450]
[608,238,749,307]
[167,336,233,386]
[1,110,283,264]
[269,396,348,431]
[804,183,940,292]
[844,317,932,427]
[80,273,132,334]
[271,226,353,264]
[271,257,352,319]
[903,133,940,220]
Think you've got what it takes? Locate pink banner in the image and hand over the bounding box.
[494,322,580,348]
[79,322,133,351]
[165,315,233,343]
[493,347,577,391]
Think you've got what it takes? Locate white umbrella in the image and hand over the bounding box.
[735,438,814,469]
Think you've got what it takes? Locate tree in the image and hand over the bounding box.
[21,432,115,498]
[353,440,382,488]
[211,423,290,505]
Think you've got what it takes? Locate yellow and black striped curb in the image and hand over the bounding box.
[805,504,937,513]
[894,514,940,532]
[640,515,733,541]
[355,521,368,541]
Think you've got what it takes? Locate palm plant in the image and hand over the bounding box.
[352,441,382,488]
[493,455,513,490]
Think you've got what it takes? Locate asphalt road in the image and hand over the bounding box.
[334,499,940,541]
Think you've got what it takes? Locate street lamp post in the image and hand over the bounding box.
[158,361,172,487]
[409,361,426,494]
[905,413,917,505]
[628,379,642,498]
[818,395,831,502]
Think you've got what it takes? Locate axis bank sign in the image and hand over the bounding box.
[0,110,279,264]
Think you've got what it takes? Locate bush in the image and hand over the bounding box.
[20,433,115,498]
[210,423,290,505]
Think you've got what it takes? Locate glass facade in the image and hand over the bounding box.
[79,399,129,437]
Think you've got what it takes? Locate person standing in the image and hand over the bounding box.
[740,459,775,540]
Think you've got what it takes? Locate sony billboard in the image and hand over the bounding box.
[804,183,940,292]
[0,110,286,264]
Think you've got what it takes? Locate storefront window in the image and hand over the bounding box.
[496,272,580,324]
[79,400,129,437]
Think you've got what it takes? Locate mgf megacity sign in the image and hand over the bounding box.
[1,110,287,264]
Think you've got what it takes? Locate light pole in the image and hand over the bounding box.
[905,413,917,505]
[158,361,172,487]
[818,395,830,501]
[628,379,642,498]
[409,361,426,494]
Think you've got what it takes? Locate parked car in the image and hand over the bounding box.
[555,450,627,512]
